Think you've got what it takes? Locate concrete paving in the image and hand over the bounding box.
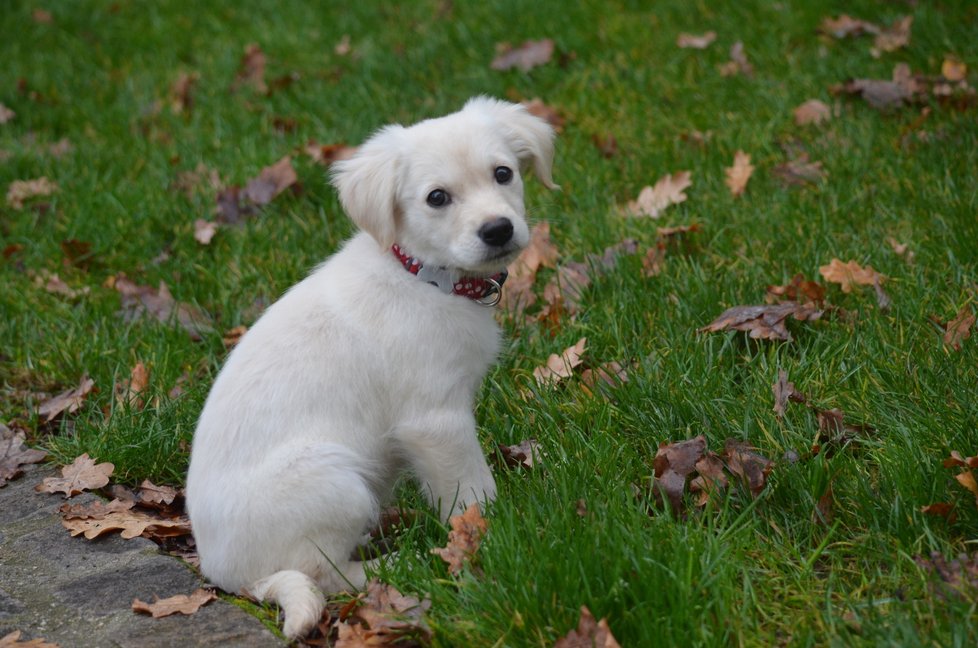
[0,464,286,647]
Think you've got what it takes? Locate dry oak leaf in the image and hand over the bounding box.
[772,369,807,419]
[490,38,554,71]
[689,451,728,507]
[773,153,827,187]
[554,606,622,648]
[112,274,212,341]
[31,269,90,300]
[724,150,754,197]
[836,63,918,111]
[344,580,432,643]
[818,258,884,293]
[232,43,267,93]
[36,375,95,423]
[794,99,832,126]
[522,98,565,132]
[0,103,16,124]
[698,302,824,342]
[820,14,879,39]
[1,427,47,487]
[170,72,199,114]
[132,588,217,618]
[509,221,559,282]
[723,439,773,498]
[36,453,114,498]
[653,435,707,513]
[137,479,180,507]
[920,502,956,522]
[0,631,59,647]
[626,171,692,218]
[431,503,487,575]
[943,305,975,351]
[943,451,978,469]
[194,219,218,245]
[581,361,629,397]
[497,438,544,470]
[6,177,58,209]
[305,141,358,165]
[871,16,912,57]
[116,361,150,410]
[60,497,191,540]
[719,41,753,78]
[766,273,825,305]
[677,31,716,49]
[942,57,968,83]
[242,156,298,206]
[955,471,978,507]
[534,337,587,386]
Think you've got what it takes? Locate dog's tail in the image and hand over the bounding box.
[248,570,325,639]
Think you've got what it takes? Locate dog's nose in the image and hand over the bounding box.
[478,217,514,247]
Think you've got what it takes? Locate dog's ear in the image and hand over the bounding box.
[464,96,559,190]
[330,125,404,249]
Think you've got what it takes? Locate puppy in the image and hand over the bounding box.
[185,97,557,638]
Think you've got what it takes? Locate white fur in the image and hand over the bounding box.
[185,97,556,639]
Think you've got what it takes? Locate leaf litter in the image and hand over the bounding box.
[132,589,217,618]
[0,424,47,487]
[431,503,488,576]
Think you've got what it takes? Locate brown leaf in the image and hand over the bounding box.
[920,502,956,522]
[653,435,707,513]
[642,243,667,277]
[36,375,95,423]
[194,219,219,245]
[719,41,753,78]
[232,43,267,93]
[871,16,912,56]
[31,269,90,300]
[689,451,728,507]
[943,451,978,469]
[0,630,60,647]
[773,153,827,187]
[815,408,875,452]
[886,237,914,263]
[698,302,824,342]
[497,439,543,469]
[116,361,150,410]
[132,589,217,618]
[509,222,559,282]
[223,324,248,349]
[6,177,58,209]
[724,150,754,197]
[522,98,565,132]
[243,156,298,206]
[722,439,773,498]
[60,497,191,540]
[955,471,978,506]
[766,274,825,305]
[794,99,832,126]
[820,14,878,39]
[0,103,15,124]
[170,72,199,115]
[35,453,114,498]
[137,479,180,507]
[625,171,692,218]
[490,39,554,71]
[772,369,807,419]
[942,56,968,83]
[348,580,431,641]
[554,606,622,648]
[676,31,716,49]
[113,274,212,340]
[1,426,47,487]
[431,503,487,575]
[818,259,884,294]
[943,305,975,351]
[591,133,618,158]
[533,337,587,386]
[305,141,358,165]
[837,63,919,111]
[580,361,628,397]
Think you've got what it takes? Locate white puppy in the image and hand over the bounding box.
[185,97,556,638]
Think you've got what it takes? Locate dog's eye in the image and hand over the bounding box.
[494,166,513,184]
[426,189,450,208]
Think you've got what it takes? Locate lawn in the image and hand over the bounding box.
[2,0,977,645]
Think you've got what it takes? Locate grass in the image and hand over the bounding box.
[2,0,977,645]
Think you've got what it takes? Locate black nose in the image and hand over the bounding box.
[478,217,514,247]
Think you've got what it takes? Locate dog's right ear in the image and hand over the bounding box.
[330,125,404,249]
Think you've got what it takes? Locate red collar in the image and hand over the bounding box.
[391,244,507,306]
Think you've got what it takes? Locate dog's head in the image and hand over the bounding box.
[331,97,557,274]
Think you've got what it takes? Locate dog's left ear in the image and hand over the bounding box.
[330,125,405,249]
[464,97,559,190]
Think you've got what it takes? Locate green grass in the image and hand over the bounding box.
[2,0,977,645]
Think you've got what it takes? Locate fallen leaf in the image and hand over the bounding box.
[36,375,95,423]
[719,41,753,77]
[794,99,832,126]
[132,589,217,618]
[943,305,975,351]
[1,426,47,487]
[820,14,878,39]
[625,171,692,218]
[35,453,114,498]
[773,153,827,187]
[818,258,884,294]
[698,302,824,341]
[920,502,956,522]
[232,43,267,93]
[6,177,58,209]
[0,103,16,124]
[223,324,248,349]
[836,63,919,111]
[765,274,825,305]
[346,580,432,642]
[772,369,807,419]
[886,237,914,263]
[642,244,666,277]
[723,439,773,498]
[47,138,73,158]
[137,479,180,507]
[509,222,558,282]
[815,408,875,453]
[689,451,728,507]
[554,606,622,648]
[490,39,554,71]
[497,439,543,469]
[942,56,967,82]
[871,16,912,57]
[116,361,150,410]
[677,31,716,49]
[653,435,707,512]
[113,274,211,340]
[943,451,978,469]
[214,186,253,224]
[591,133,618,158]
[724,150,754,197]
[431,503,487,575]
[60,497,191,540]
[533,337,587,386]
[334,34,352,56]
[955,471,978,506]
[170,72,199,114]
[0,630,59,647]
[31,269,90,300]
[915,552,978,601]
[194,219,219,245]
[242,156,298,206]
[580,361,628,397]
[522,98,565,132]
[305,141,358,165]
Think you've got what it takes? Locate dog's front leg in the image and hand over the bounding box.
[397,410,496,520]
